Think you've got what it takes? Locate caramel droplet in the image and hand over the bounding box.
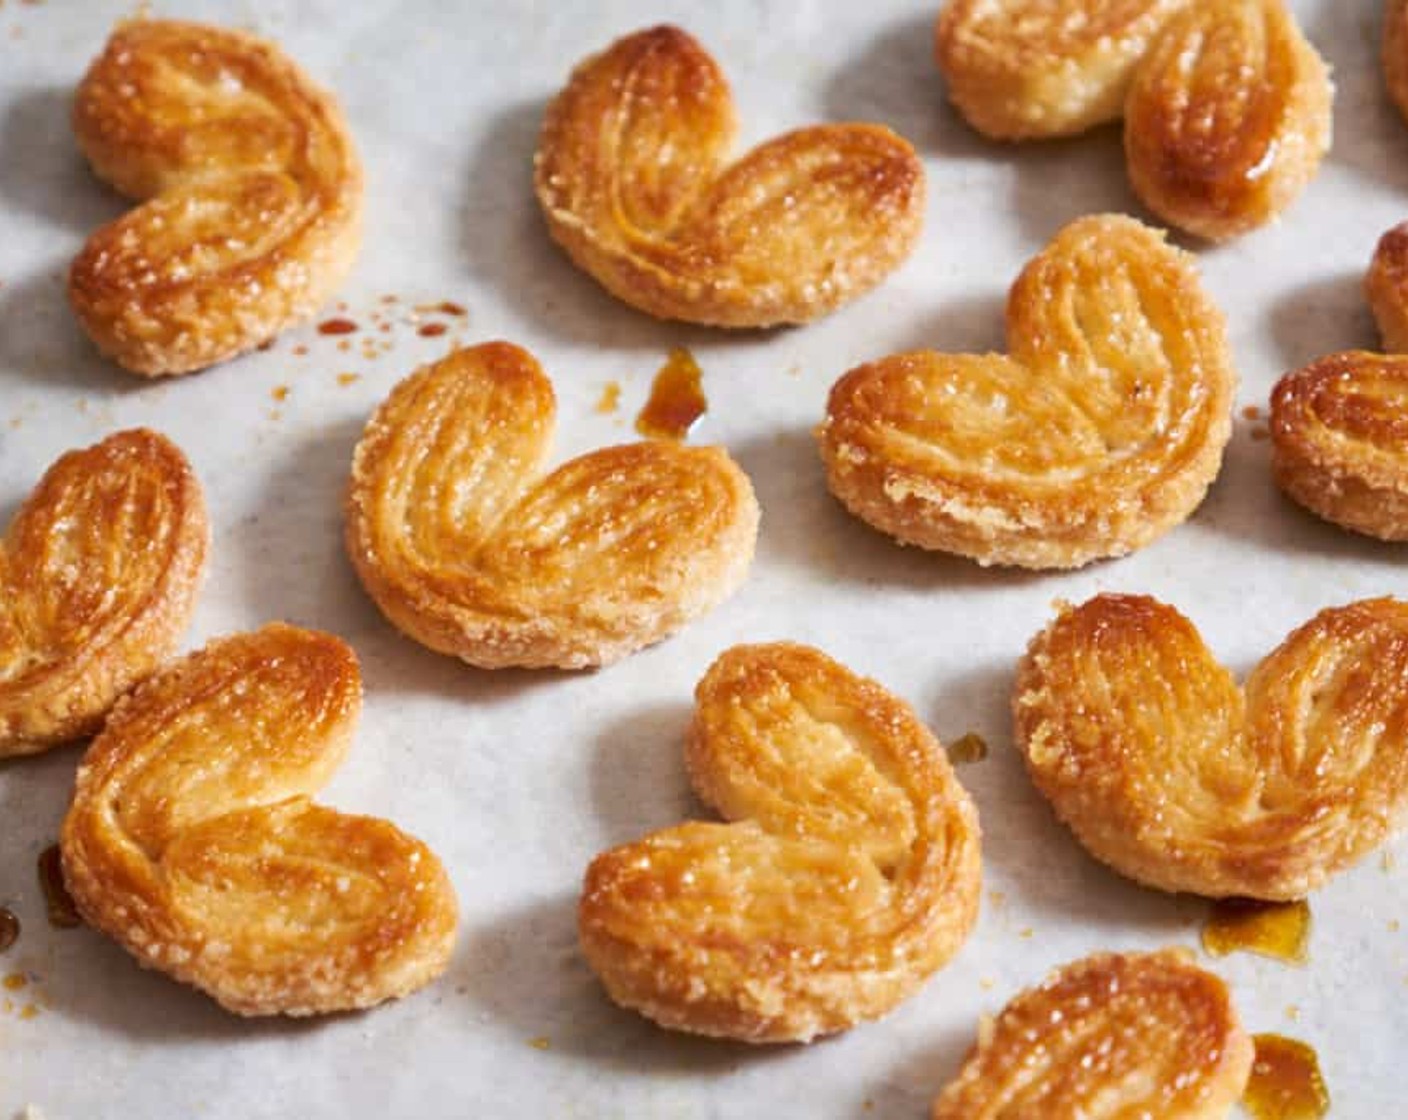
[596,381,622,415]
[270,385,290,402]
[0,908,18,953]
[317,318,358,336]
[1243,405,1263,421]
[1243,1034,1329,1120]
[636,348,706,440]
[1202,898,1309,965]
[37,845,81,929]
[418,323,448,338]
[947,732,988,764]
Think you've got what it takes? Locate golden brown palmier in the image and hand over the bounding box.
[1366,222,1408,353]
[1015,594,1408,900]
[346,342,759,670]
[0,429,207,757]
[69,20,363,376]
[1271,351,1408,540]
[817,214,1235,570]
[1385,0,1408,125]
[534,25,924,326]
[932,950,1253,1119]
[936,0,1333,241]
[580,643,981,1043]
[61,624,458,1016]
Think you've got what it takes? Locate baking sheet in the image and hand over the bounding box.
[1,0,1404,1114]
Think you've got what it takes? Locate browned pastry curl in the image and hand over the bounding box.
[1384,0,1408,125]
[61,624,458,1016]
[932,950,1253,1119]
[818,214,1235,569]
[0,429,207,757]
[69,20,363,376]
[535,26,925,326]
[1015,594,1408,900]
[346,342,759,669]
[936,0,1333,241]
[1272,351,1408,540]
[1366,222,1408,353]
[580,643,981,1043]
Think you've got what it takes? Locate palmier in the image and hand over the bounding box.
[818,214,1235,569]
[534,25,924,326]
[1385,0,1408,127]
[61,624,458,1016]
[1014,594,1408,899]
[1366,221,1408,353]
[932,950,1253,1119]
[69,20,363,376]
[0,429,206,757]
[1271,351,1408,540]
[937,0,1333,241]
[345,342,759,669]
[579,642,981,1042]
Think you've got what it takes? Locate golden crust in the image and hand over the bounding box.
[1271,351,1408,540]
[932,950,1253,1119]
[1366,221,1408,353]
[1014,594,1408,900]
[534,25,924,327]
[579,642,981,1043]
[60,624,458,1016]
[817,214,1235,570]
[936,0,1333,241]
[345,341,759,669]
[1385,0,1408,125]
[68,19,363,376]
[0,429,207,757]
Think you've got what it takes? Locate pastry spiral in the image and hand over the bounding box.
[61,624,458,1016]
[580,642,982,1042]
[535,25,925,326]
[818,214,1235,569]
[345,342,759,669]
[932,950,1253,1119]
[0,429,207,757]
[69,20,363,376]
[1366,221,1408,354]
[1015,594,1408,899]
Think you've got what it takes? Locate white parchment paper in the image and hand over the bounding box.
[0,0,1404,1114]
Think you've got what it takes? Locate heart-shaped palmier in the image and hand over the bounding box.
[61,624,458,1015]
[932,950,1253,1119]
[534,25,924,327]
[579,642,981,1042]
[0,429,207,757]
[69,20,363,376]
[818,214,1235,570]
[1271,351,1408,540]
[1014,593,1408,900]
[937,0,1332,241]
[345,341,759,669]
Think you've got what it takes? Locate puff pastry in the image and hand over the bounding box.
[932,950,1253,1119]
[346,342,759,669]
[1385,0,1408,126]
[937,0,1333,241]
[1271,351,1408,540]
[817,214,1235,570]
[0,429,207,757]
[1366,221,1408,353]
[60,624,458,1016]
[534,25,924,326]
[1014,593,1408,900]
[579,643,981,1043]
[69,20,363,376]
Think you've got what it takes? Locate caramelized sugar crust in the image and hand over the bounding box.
[0,429,207,756]
[535,26,925,326]
[1272,351,1408,540]
[61,625,458,1016]
[1366,221,1408,353]
[818,214,1235,569]
[1015,594,1408,899]
[932,950,1253,1119]
[69,20,363,376]
[936,0,1333,241]
[345,342,759,669]
[1385,0,1408,125]
[580,643,981,1042]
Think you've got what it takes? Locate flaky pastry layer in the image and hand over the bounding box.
[1385,0,1408,126]
[61,624,458,1016]
[345,341,759,669]
[818,214,1235,569]
[535,25,924,326]
[932,950,1253,1119]
[937,0,1333,241]
[69,20,363,376]
[1366,221,1408,353]
[580,643,981,1042]
[0,429,207,756]
[1015,594,1408,899]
